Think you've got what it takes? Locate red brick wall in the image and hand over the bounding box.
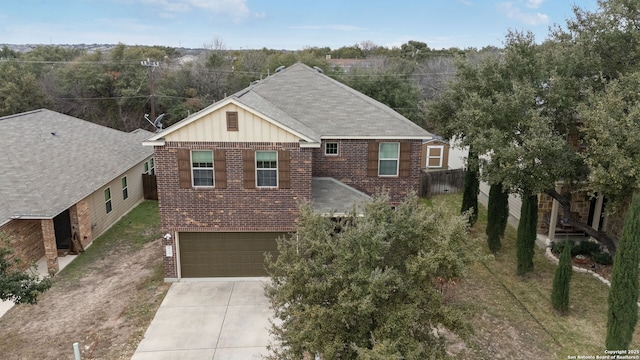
[0,219,45,268]
[155,141,312,278]
[312,139,422,204]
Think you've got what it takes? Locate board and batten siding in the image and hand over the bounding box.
[164,104,301,143]
[87,157,152,238]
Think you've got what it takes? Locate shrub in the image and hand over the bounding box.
[551,242,572,315]
[591,251,613,265]
[571,241,601,257]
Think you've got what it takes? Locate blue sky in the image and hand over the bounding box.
[0,0,599,50]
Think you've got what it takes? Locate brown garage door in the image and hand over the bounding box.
[179,232,284,277]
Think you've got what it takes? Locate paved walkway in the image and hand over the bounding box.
[132,280,274,360]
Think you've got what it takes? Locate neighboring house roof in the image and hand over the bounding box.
[146,63,432,145]
[0,109,154,226]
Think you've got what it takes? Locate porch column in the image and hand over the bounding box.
[590,194,604,242]
[40,219,59,273]
[547,184,561,241]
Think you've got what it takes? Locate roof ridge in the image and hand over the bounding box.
[0,108,44,121]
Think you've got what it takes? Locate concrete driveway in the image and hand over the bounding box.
[132,280,274,360]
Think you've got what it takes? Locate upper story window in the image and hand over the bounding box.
[144,158,155,175]
[104,188,112,214]
[325,142,338,156]
[256,151,278,187]
[426,145,444,168]
[226,111,239,131]
[191,150,214,187]
[121,176,128,200]
[378,142,400,176]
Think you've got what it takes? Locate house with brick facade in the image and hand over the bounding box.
[0,109,154,274]
[143,63,433,280]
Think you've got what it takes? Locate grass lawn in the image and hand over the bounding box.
[424,193,640,359]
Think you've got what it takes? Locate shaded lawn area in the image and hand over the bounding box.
[424,193,640,359]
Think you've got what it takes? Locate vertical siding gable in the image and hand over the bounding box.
[164,104,302,143]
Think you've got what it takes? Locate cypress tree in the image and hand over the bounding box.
[516,192,538,275]
[461,148,479,226]
[486,182,509,254]
[606,193,640,350]
[551,241,572,314]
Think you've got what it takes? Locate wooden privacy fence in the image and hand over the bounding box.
[420,168,466,197]
[142,174,158,200]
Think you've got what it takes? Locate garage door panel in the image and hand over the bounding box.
[179,232,284,278]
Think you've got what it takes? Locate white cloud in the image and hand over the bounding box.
[289,24,366,31]
[457,0,473,6]
[526,0,545,9]
[497,2,549,25]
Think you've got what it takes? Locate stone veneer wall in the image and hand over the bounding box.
[537,187,592,235]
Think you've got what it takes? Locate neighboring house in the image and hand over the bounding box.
[0,109,154,274]
[144,63,432,280]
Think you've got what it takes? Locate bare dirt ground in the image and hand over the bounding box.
[0,237,170,360]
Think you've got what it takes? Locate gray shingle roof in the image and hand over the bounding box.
[0,109,154,225]
[234,63,432,139]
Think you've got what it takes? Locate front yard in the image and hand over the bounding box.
[0,200,169,359]
[429,193,640,359]
[0,196,638,359]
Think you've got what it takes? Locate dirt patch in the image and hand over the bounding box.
[0,238,170,359]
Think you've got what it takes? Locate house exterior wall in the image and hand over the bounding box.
[155,141,313,279]
[536,187,591,235]
[163,104,301,143]
[312,139,422,204]
[0,219,45,267]
[88,157,151,238]
[421,141,449,169]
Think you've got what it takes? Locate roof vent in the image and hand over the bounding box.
[313,66,324,73]
[275,65,286,73]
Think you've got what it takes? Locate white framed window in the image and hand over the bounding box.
[325,142,338,156]
[191,150,214,187]
[121,176,128,200]
[426,145,444,168]
[144,158,155,175]
[256,151,278,187]
[104,188,112,214]
[378,142,400,176]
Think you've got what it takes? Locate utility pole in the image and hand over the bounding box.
[141,58,160,121]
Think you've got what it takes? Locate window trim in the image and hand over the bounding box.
[191,150,215,188]
[104,187,112,214]
[255,150,278,188]
[121,176,128,200]
[426,145,444,168]
[378,142,400,177]
[324,142,339,156]
[149,157,155,175]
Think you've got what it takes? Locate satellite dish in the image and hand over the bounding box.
[313,66,324,73]
[145,113,166,132]
[275,65,286,73]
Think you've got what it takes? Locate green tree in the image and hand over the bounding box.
[551,241,572,314]
[486,182,509,253]
[606,192,640,350]
[0,233,52,304]
[266,194,474,359]
[0,62,49,116]
[461,148,479,226]
[516,193,538,275]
